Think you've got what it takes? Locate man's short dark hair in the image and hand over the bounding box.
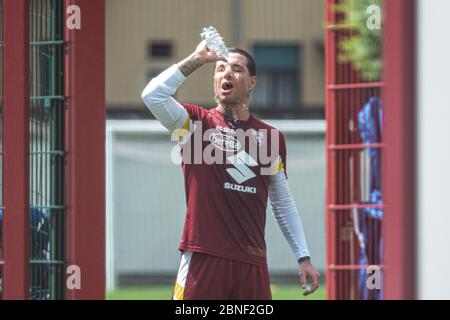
[228,48,256,77]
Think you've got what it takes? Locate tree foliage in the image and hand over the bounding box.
[333,0,382,81]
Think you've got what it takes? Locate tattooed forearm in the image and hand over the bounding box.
[177,54,203,77]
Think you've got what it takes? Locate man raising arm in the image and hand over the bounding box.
[142,40,320,299]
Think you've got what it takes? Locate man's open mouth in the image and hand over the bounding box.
[221,82,234,91]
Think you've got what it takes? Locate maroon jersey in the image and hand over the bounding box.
[178,104,287,267]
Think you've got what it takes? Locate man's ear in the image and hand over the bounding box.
[250,76,257,91]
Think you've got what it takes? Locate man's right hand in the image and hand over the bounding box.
[177,40,226,77]
[193,40,227,65]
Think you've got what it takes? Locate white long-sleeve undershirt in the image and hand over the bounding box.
[268,171,310,260]
[141,64,189,133]
[141,65,311,262]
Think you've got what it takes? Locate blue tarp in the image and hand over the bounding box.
[357,96,383,300]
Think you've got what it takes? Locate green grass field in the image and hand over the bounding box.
[107,284,326,300]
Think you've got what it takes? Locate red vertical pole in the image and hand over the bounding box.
[383,0,416,299]
[65,0,105,299]
[325,0,337,300]
[3,0,30,300]
[325,0,332,300]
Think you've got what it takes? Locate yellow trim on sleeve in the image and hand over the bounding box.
[173,281,185,300]
[181,114,191,131]
[271,161,285,175]
[171,115,191,142]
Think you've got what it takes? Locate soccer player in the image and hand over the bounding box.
[141,40,320,300]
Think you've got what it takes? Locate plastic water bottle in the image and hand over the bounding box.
[200,26,229,61]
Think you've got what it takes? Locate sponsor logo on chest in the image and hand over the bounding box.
[209,132,241,152]
[224,182,257,194]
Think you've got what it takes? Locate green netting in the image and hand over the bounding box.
[29,0,66,300]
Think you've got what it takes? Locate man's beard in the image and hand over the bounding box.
[215,94,228,105]
[214,92,240,106]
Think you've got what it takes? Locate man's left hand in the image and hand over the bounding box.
[298,260,321,296]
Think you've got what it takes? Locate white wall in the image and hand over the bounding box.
[417,0,450,299]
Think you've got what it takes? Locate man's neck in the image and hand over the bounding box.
[216,100,250,121]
